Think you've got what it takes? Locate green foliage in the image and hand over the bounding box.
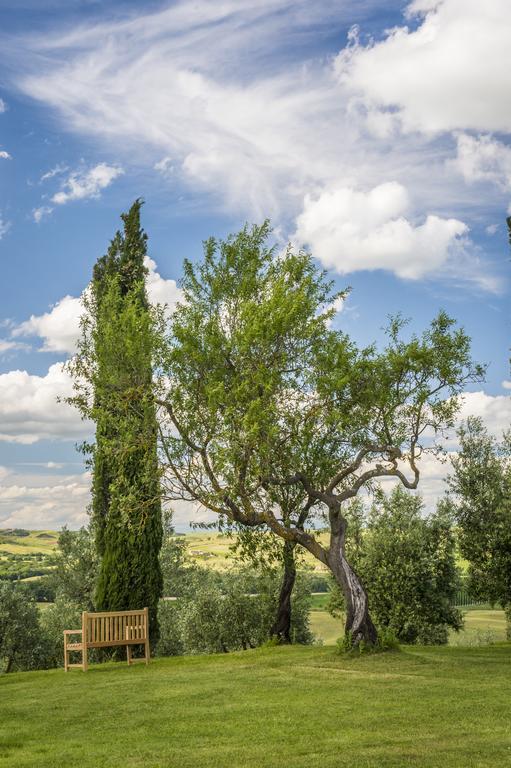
[156,599,184,657]
[330,489,463,644]
[156,566,313,656]
[19,577,55,603]
[38,599,82,668]
[51,526,98,609]
[337,625,399,655]
[0,583,45,673]
[68,201,163,642]
[156,220,482,646]
[448,418,511,635]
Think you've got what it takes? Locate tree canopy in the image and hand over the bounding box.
[155,221,483,645]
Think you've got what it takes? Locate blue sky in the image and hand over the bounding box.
[0,0,509,530]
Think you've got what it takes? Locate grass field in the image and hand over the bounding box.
[177,531,329,571]
[309,609,508,646]
[0,530,58,580]
[1,643,510,768]
[0,530,58,556]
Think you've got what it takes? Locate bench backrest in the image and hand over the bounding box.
[82,608,148,647]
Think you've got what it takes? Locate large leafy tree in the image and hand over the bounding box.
[156,222,482,646]
[69,201,163,643]
[448,417,511,638]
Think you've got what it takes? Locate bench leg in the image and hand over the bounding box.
[82,643,88,672]
[145,637,150,665]
[64,637,68,672]
[126,644,132,665]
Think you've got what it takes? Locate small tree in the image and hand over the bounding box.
[51,526,98,609]
[448,417,511,637]
[0,583,44,673]
[329,488,462,644]
[68,201,163,643]
[156,222,482,646]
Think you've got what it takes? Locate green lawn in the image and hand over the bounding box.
[1,644,510,768]
[310,609,507,646]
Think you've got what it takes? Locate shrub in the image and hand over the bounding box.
[329,490,463,645]
[0,582,47,673]
[39,599,82,668]
[156,599,184,657]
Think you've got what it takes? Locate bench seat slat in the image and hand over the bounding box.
[86,638,146,648]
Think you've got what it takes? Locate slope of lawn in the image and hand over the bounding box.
[1,644,510,768]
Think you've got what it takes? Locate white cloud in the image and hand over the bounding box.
[294,181,468,279]
[456,390,511,439]
[0,98,6,113]
[502,380,511,391]
[452,133,511,190]
[0,150,11,160]
[51,162,123,205]
[32,205,54,223]
[0,339,29,355]
[336,0,511,135]
[0,362,93,444]
[145,257,182,313]
[154,156,174,176]
[0,214,10,239]
[14,294,83,354]
[4,0,506,290]
[0,468,90,529]
[4,2,387,221]
[13,258,181,354]
[40,163,68,183]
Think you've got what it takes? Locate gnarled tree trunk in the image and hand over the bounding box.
[328,515,377,646]
[270,540,297,643]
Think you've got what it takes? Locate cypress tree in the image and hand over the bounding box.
[88,201,162,644]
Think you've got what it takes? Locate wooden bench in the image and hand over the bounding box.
[64,608,150,671]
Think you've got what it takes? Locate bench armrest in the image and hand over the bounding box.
[64,629,83,635]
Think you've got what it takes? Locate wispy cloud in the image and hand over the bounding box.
[40,163,68,183]
[0,214,10,239]
[0,150,11,160]
[0,97,6,113]
[0,339,29,355]
[0,466,90,529]
[51,162,123,205]
[32,205,54,223]
[5,0,510,288]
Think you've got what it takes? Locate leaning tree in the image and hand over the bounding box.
[68,201,163,643]
[155,222,482,646]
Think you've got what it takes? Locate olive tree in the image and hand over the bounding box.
[448,418,511,637]
[155,222,482,646]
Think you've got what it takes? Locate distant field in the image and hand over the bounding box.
[0,530,58,555]
[0,530,58,580]
[179,531,329,572]
[1,643,510,767]
[309,608,508,646]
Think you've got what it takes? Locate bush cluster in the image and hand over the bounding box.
[0,528,314,673]
[328,488,463,645]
